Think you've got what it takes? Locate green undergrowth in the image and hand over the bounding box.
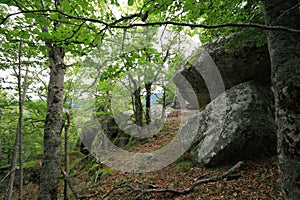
[0,160,40,170]
[68,152,115,183]
[174,155,196,173]
[23,160,40,169]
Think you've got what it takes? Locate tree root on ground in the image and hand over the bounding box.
[101,161,244,199]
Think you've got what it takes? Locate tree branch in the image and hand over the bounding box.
[109,21,300,34]
[1,9,299,34]
[102,161,244,199]
[135,161,244,198]
[271,2,300,25]
[57,20,86,43]
[0,166,19,184]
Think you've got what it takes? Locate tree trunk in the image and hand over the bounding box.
[262,0,300,199]
[38,44,65,200]
[6,122,19,200]
[145,82,152,125]
[18,44,29,200]
[161,86,166,119]
[0,138,2,162]
[6,41,26,200]
[133,86,143,126]
[64,111,70,200]
[128,74,143,126]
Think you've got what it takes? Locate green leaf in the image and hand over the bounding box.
[0,27,6,34]
[32,28,40,35]
[0,0,15,6]
[20,31,30,40]
[128,0,134,6]
[49,13,59,21]
[61,1,72,12]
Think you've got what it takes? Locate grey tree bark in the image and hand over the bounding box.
[262,0,300,199]
[5,41,28,200]
[17,42,29,200]
[38,43,65,200]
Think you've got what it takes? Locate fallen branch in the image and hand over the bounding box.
[0,166,19,184]
[135,161,244,198]
[78,191,101,200]
[101,181,132,200]
[102,161,244,199]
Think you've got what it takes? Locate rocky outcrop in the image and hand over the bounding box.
[179,81,275,167]
[173,39,271,108]
[78,116,130,154]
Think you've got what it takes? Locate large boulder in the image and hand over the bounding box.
[179,81,276,167]
[173,38,271,108]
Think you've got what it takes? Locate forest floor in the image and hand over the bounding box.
[3,109,282,199]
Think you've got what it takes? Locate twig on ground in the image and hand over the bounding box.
[101,181,132,200]
[102,161,244,199]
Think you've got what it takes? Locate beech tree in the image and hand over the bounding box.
[262,0,300,199]
[0,0,299,199]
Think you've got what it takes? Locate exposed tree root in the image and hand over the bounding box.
[101,161,244,199]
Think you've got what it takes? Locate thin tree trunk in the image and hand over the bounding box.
[7,144,11,165]
[5,123,17,200]
[145,82,152,125]
[134,87,143,126]
[18,45,29,200]
[18,141,23,200]
[38,43,65,200]
[64,111,70,200]
[6,41,26,200]
[161,86,166,119]
[0,138,2,162]
[262,0,300,199]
